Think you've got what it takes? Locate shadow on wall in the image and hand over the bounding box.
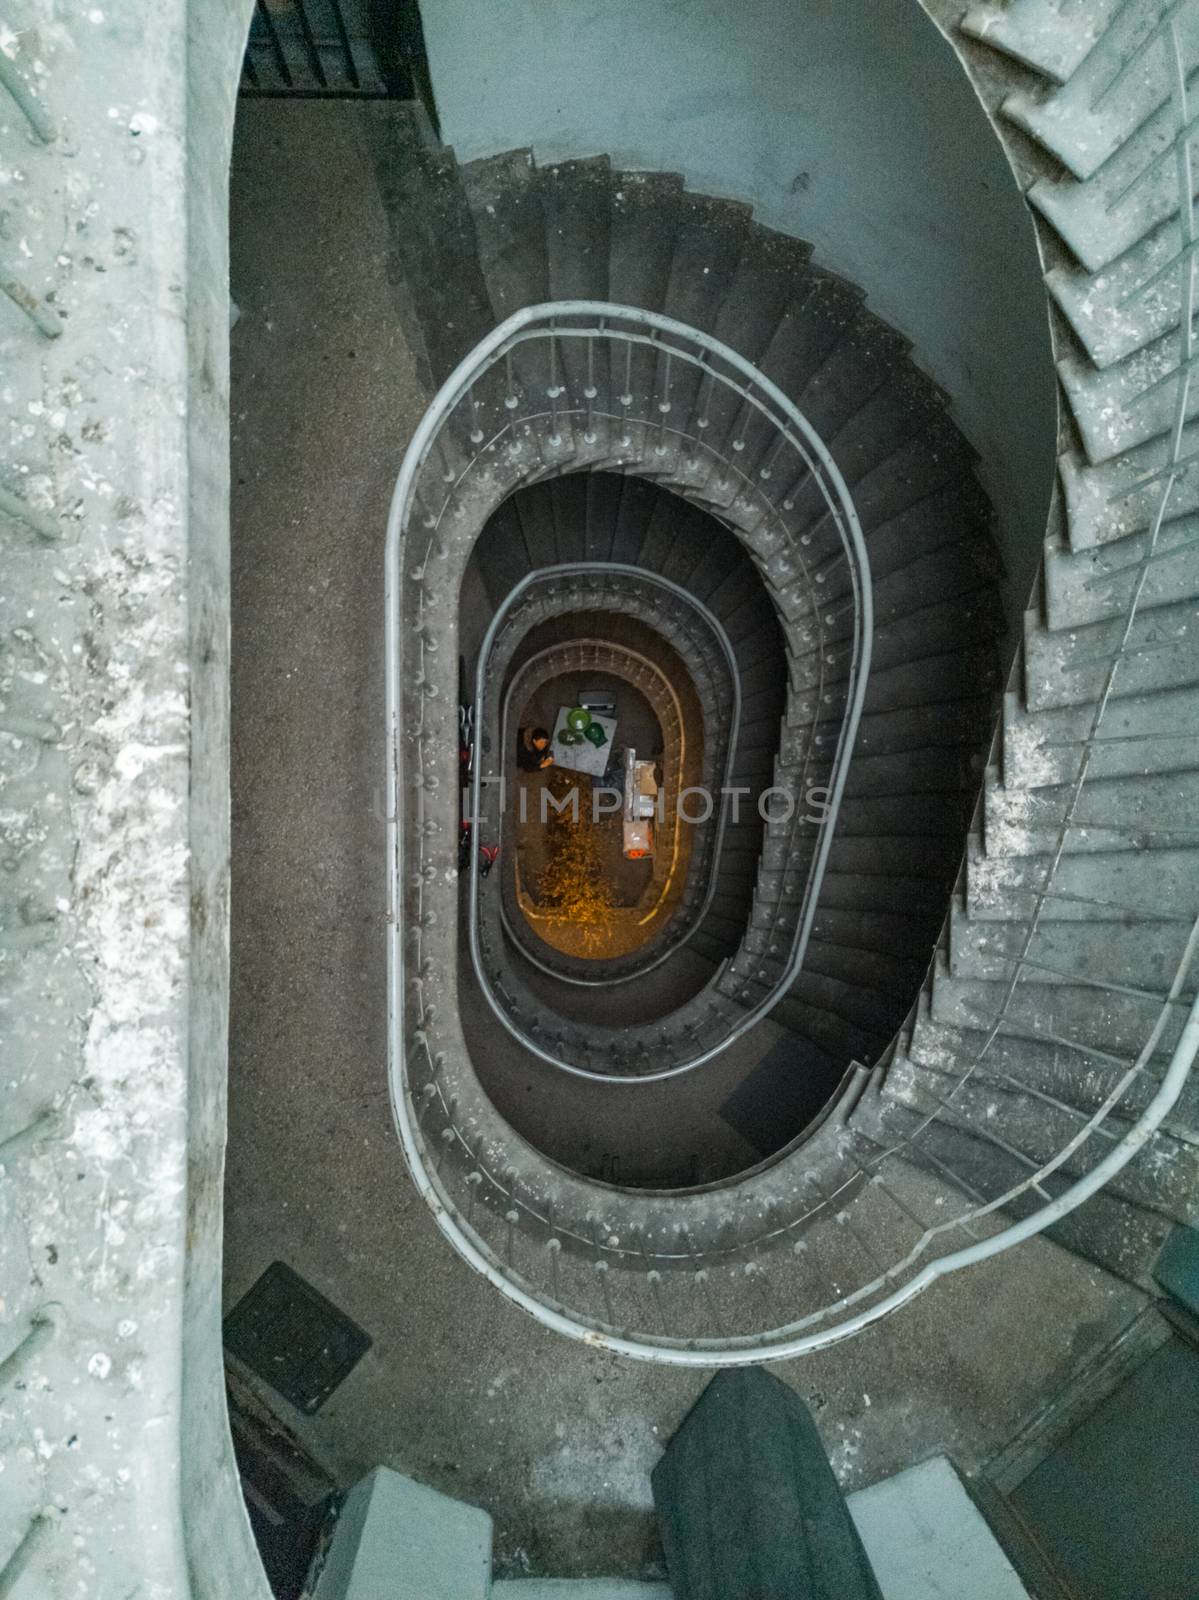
[418,0,1057,624]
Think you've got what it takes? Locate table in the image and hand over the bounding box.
[549,705,618,778]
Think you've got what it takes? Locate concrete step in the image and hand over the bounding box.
[1044,519,1199,630]
[662,190,752,334]
[817,873,951,924]
[965,833,1199,926]
[462,148,549,320]
[982,765,1199,857]
[1045,213,1180,370]
[765,990,883,1065]
[540,155,613,302]
[1002,3,1191,183]
[792,311,909,443]
[1060,328,1193,466]
[478,498,537,608]
[962,0,1118,85]
[824,541,1001,629]
[757,267,863,403]
[1001,686,1199,787]
[840,742,976,800]
[930,960,1188,1067]
[949,897,1188,995]
[608,170,686,311]
[860,640,1001,714]
[856,479,996,583]
[789,423,966,546]
[833,790,969,838]
[1028,94,1191,273]
[822,364,955,486]
[801,934,928,1002]
[848,693,997,757]
[375,108,494,387]
[887,1050,1199,1227]
[606,476,671,564]
[1023,599,1199,711]
[905,992,1199,1134]
[712,222,811,368]
[1060,440,1199,552]
[880,1096,1177,1287]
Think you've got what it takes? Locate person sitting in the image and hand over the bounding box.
[516,726,554,771]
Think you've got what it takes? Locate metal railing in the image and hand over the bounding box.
[384,283,1199,1360]
[392,304,872,1081]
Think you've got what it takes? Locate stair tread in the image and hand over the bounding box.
[1001,2,1188,183]
[886,1052,1199,1225]
[1028,94,1189,273]
[757,269,864,401]
[608,169,687,312]
[539,155,613,303]
[1047,214,1186,371]
[966,834,1199,925]
[662,192,753,334]
[374,108,494,386]
[793,311,910,442]
[949,898,1189,993]
[1060,328,1193,467]
[1003,684,1199,787]
[880,1098,1178,1286]
[931,965,1188,1065]
[1024,598,1199,710]
[1045,518,1199,630]
[460,148,549,321]
[962,0,1119,85]
[712,224,813,367]
[903,1009,1199,1133]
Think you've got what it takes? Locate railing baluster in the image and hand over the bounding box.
[618,341,634,447]
[584,333,598,444]
[656,350,673,455]
[547,328,563,447]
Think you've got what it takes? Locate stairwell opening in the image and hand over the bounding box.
[225,100,1023,1353]
[224,0,1064,1411]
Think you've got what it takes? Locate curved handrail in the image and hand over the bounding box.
[385,254,1199,1361]
[385,304,874,1082]
[388,974,1199,1365]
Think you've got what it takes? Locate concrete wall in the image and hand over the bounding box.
[0,0,268,1594]
[419,0,1057,605]
[182,2,274,1595]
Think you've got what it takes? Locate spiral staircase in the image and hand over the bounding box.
[1,0,1199,1594]
[382,30,1199,1357]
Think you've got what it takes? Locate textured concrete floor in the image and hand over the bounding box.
[225,99,1149,1580]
